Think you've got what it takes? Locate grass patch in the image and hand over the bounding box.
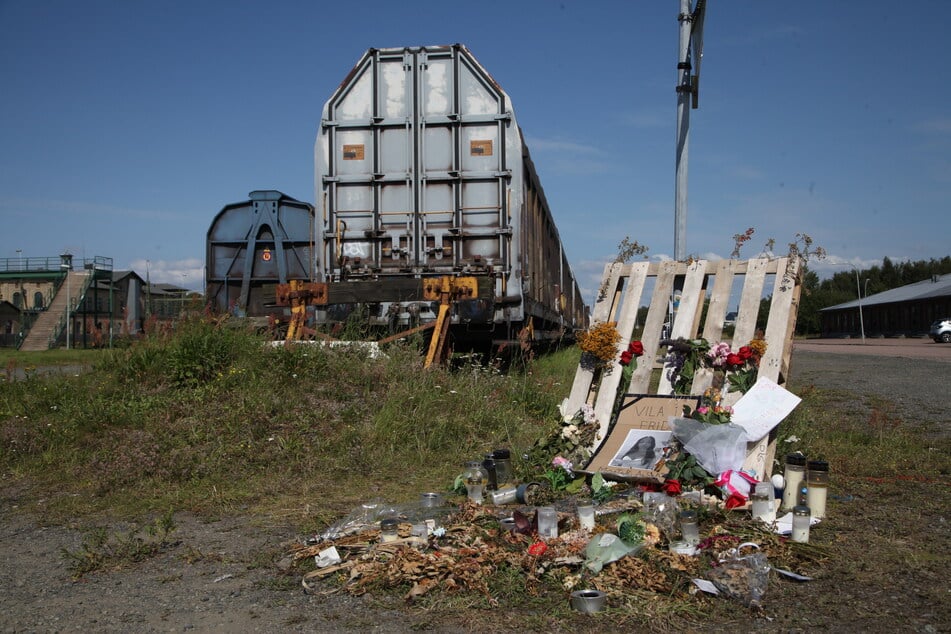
[61,510,177,579]
[4,316,949,629]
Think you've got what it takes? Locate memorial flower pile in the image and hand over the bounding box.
[664,336,767,396]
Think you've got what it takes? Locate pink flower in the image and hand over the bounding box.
[697,406,709,415]
[707,342,731,368]
[552,456,573,473]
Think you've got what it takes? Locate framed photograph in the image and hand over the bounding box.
[584,394,700,482]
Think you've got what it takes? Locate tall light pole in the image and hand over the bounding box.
[834,262,865,342]
[16,249,22,270]
[674,0,705,261]
[61,258,71,349]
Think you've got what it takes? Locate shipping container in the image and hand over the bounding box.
[313,44,587,344]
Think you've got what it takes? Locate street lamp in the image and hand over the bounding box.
[833,262,865,342]
[16,249,22,271]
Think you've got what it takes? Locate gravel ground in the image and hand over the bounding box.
[1,342,949,633]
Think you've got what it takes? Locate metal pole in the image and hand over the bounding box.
[66,270,71,349]
[674,0,693,262]
[854,268,865,343]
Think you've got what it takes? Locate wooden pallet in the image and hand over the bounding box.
[565,257,802,478]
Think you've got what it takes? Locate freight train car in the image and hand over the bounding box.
[313,44,588,346]
[206,190,315,317]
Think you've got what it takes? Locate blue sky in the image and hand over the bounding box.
[1,1,948,301]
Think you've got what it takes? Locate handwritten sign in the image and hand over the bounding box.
[731,377,802,442]
[584,394,699,482]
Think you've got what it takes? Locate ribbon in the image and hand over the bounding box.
[715,469,758,503]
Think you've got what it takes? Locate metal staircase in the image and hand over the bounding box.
[19,270,91,351]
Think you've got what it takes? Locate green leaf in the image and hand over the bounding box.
[592,471,606,492]
[566,477,586,493]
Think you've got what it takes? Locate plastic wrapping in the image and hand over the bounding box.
[705,542,770,608]
[670,418,749,475]
[584,533,641,573]
[642,492,680,539]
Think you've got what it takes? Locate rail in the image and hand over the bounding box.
[0,255,113,273]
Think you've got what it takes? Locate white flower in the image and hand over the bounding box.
[558,398,573,422]
[580,404,596,425]
[784,435,800,443]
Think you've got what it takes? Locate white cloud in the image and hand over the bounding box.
[131,258,204,291]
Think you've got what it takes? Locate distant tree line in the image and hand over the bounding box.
[790,256,951,335]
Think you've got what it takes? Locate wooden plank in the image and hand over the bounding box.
[690,259,742,395]
[742,256,799,478]
[760,257,794,382]
[652,261,681,395]
[627,262,664,395]
[732,257,768,347]
[590,261,650,444]
[672,260,708,340]
[701,259,740,342]
[564,261,622,416]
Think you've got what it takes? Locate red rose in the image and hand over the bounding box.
[662,479,682,495]
[629,341,644,356]
[726,353,743,367]
[724,493,746,510]
[619,350,633,366]
[737,346,753,360]
[527,541,547,556]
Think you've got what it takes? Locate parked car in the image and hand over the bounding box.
[930,317,951,343]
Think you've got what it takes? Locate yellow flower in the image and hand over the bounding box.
[577,321,622,362]
[748,338,767,357]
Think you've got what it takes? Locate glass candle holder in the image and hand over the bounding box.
[380,518,399,543]
[791,504,811,543]
[492,448,513,486]
[679,509,700,546]
[482,455,498,491]
[537,506,558,539]
[806,460,829,519]
[751,481,776,524]
[464,460,488,504]
[782,453,807,511]
[489,485,518,506]
[420,492,443,508]
[576,500,596,532]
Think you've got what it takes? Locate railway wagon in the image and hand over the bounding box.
[314,44,588,345]
[206,190,315,317]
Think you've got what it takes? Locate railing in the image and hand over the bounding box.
[0,255,113,273]
[46,272,96,349]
